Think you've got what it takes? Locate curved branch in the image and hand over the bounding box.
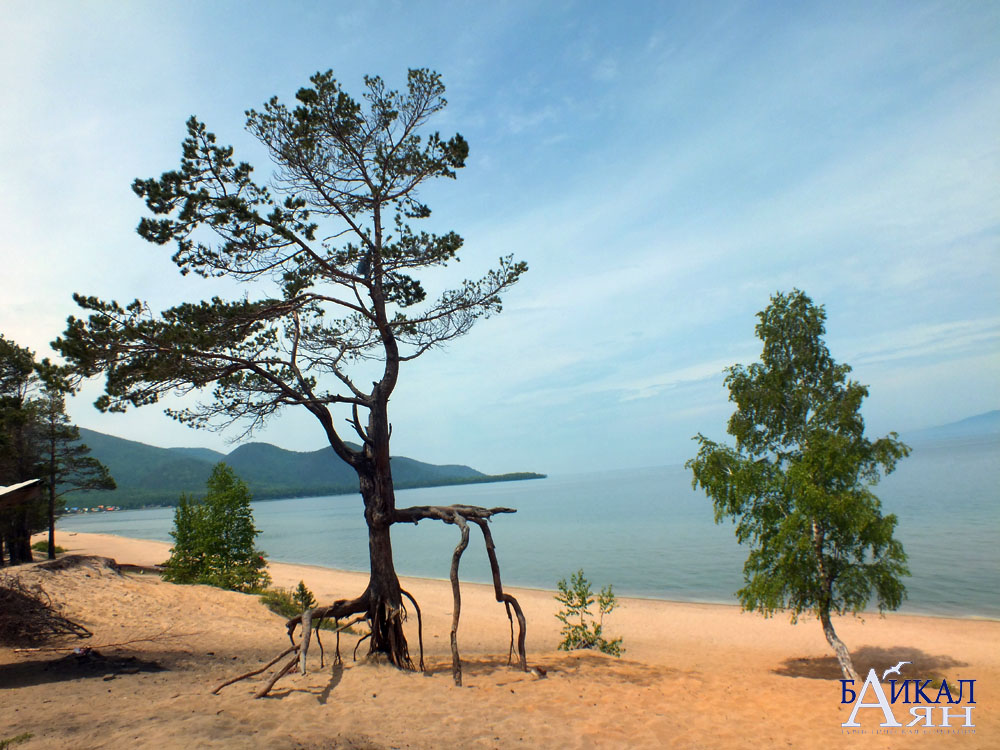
[212,645,297,695]
[393,504,516,524]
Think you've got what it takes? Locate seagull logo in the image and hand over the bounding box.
[881,661,910,681]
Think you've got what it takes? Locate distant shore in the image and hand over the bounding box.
[68,471,548,512]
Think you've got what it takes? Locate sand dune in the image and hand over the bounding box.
[1,531,995,748]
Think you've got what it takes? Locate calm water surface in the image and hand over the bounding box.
[59,436,999,618]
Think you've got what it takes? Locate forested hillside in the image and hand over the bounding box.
[71,428,542,509]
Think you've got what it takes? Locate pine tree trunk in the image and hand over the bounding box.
[357,425,412,669]
[819,604,858,681]
[363,517,411,668]
[47,481,57,560]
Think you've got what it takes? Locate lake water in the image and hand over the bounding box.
[59,435,999,619]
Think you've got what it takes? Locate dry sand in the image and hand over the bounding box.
[1,531,996,749]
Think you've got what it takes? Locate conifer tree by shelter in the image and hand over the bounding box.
[0,335,114,563]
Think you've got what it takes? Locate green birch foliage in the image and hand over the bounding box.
[686,290,910,623]
[163,463,270,592]
[163,494,203,583]
[555,569,623,657]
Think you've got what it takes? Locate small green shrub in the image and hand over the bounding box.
[259,583,354,633]
[31,541,65,554]
[555,569,623,657]
[294,580,317,610]
[259,587,304,619]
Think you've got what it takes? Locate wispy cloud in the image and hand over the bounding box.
[1,1,996,473]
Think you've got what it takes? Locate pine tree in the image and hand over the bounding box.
[294,581,317,611]
[0,336,113,563]
[35,390,115,559]
[55,69,526,666]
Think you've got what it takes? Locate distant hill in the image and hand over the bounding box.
[905,410,1000,443]
[72,428,543,509]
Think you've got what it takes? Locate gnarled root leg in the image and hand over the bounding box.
[449,517,470,685]
[471,518,528,672]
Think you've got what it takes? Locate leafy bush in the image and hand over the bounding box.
[260,581,317,618]
[555,569,623,657]
[162,463,270,593]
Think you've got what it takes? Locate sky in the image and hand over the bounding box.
[1,1,997,476]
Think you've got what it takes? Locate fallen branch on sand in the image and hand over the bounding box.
[213,504,529,697]
[13,626,199,654]
[0,573,92,646]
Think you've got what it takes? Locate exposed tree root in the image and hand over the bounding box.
[449,515,470,685]
[395,504,529,682]
[400,588,424,672]
[470,516,528,672]
[353,633,371,662]
[214,504,527,697]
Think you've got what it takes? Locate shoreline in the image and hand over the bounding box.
[40,531,1000,647]
[48,529,1000,623]
[9,530,1000,748]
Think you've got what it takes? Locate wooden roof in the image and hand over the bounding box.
[0,479,42,509]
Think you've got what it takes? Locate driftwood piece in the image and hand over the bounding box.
[255,653,300,698]
[0,574,93,645]
[212,645,297,695]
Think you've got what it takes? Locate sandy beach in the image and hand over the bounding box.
[1,531,995,749]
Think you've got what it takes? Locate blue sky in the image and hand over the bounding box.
[1,2,997,475]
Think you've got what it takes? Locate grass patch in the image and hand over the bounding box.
[0,733,33,749]
[31,541,66,554]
